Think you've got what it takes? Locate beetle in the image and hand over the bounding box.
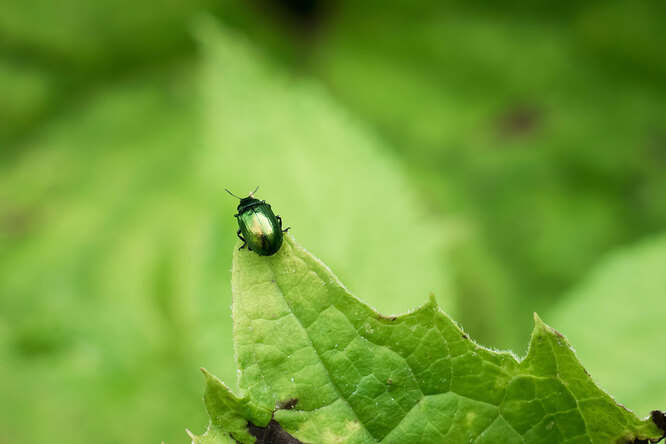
[225,187,289,256]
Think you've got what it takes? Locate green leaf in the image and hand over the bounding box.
[193,235,665,443]
[196,369,272,443]
[189,425,237,444]
[550,233,666,417]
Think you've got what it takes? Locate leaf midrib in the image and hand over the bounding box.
[268,262,382,442]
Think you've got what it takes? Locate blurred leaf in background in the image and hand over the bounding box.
[0,0,215,146]
[0,66,214,443]
[304,0,666,349]
[1,0,665,442]
[194,16,452,316]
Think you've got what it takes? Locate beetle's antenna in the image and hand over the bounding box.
[250,185,259,197]
[224,188,242,199]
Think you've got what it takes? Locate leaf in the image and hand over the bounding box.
[192,235,665,443]
[550,233,666,417]
[195,369,272,443]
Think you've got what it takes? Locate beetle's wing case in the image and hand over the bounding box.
[237,202,283,256]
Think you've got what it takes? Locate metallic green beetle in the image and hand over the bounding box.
[226,187,288,256]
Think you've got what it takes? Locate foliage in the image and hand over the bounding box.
[0,14,446,444]
[192,236,664,443]
[307,1,666,348]
[1,1,665,443]
[551,234,666,417]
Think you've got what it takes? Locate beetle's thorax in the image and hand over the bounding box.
[236,196,263,215]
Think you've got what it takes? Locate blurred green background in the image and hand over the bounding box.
[1,1,665,442]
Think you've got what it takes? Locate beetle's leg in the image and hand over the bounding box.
[237,229,247,250]
[277,215,291,233]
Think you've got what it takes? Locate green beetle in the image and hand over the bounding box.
[226,187,288,256]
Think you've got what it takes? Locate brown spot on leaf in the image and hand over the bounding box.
[652,410,666,438]
[277,398,299,410]
[247,419,304,444]
[630,411,666,443]
[550,327,565,339]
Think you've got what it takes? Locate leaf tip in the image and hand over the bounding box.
[533,312,545,328]
[531,313,569,347]
[200,368,225,390]
[409,292,439,318]
[428,292,438,308]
